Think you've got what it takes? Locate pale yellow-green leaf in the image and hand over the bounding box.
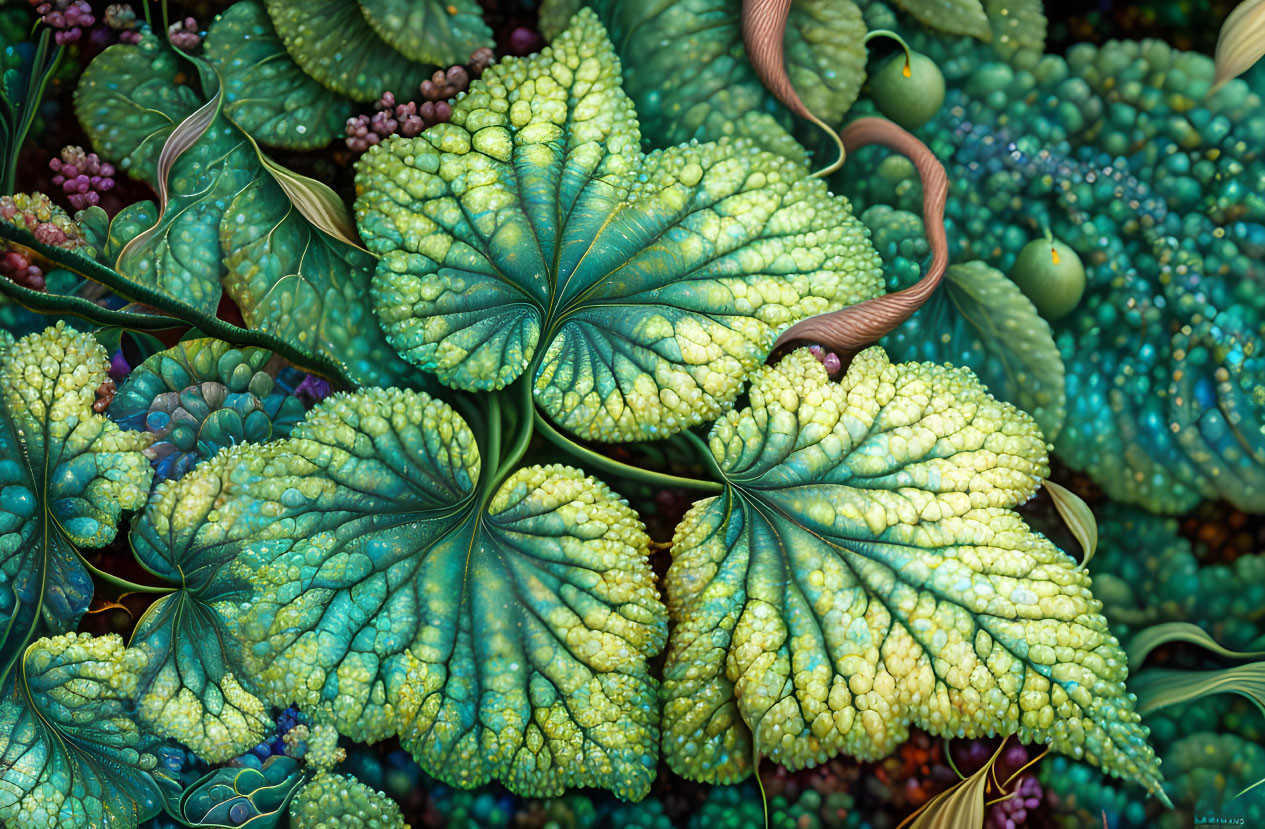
[1213,0,1265,91]
[1132,662,1265,718]
[910,740,1005,828]
[1128,621,1265,666]
[1044,479,1097,570]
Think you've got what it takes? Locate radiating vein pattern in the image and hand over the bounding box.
[661,348,1164,800]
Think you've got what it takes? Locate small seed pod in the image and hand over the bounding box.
[870,50,946,130]
[1009,238,1087,321]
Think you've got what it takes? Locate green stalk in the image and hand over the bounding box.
[0,222,355,385]
[81,557,177,595]
[679,428,728,484]
[491,378,535,488]
[532,409,723,494]
[3,29,61,194]
[0,275,186,331]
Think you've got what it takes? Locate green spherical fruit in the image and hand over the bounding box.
[870,51,946,130]
[1010,238,1087,320]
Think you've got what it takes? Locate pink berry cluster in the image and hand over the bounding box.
[807,344,843,375]
[344,48,496,152]
[49,146,116,210]
[167,16,201,51]
[31,0,94,44]
[0,193,95,291]
[105,3,141,45]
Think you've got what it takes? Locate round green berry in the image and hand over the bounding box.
[870,51,946,130]
[1010,238,1087,320]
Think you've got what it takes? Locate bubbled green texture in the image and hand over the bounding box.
[75,43,415,388]
[112,338,307,481]
[181,755,305,827]
[862,207,1066,438]
[72,33,201,185]
[355,10,883,442]
[289,771,407,829]
[662,348,1163,800]
[358,0,493,67]
[0,324,153,663]
[264,0,445,103]
[892,0,992,41]
[558,0,868,159]
[203,0,355,150]
[0,633,162,828]
[145,386,668,799]
[127,383,297,762]
[842,15,1265,514]
[1088,503,1265,652]
[112,111,258,315]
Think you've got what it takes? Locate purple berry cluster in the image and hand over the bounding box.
[105,3,141,45]
[986,774,1043,829]
[345,91,452,151]
[293,373,332,406]
[167,16,201,51]
[49,145,116,210]
[344,48,496,152]
[31,0,94,45]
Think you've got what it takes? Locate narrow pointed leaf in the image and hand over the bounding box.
[1044,479,1097,570]
[1213,0,1265,91]
[910,741,1006,828]
[1132,662,1265,718]
[1128,622,1265,667]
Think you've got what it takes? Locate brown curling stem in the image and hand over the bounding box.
[742,0,950,360]
[771,117,949,360]
[741,0,845,176]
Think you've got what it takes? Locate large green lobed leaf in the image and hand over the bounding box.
[141,387,668,799]
[355,9,883,442]
[264,0,444,102]
[129,442,275,762]
[73,35,202,186]
[0,324,153,664]
[661,348,1165,801]
[0,633,163,827]
[204,0,355,150]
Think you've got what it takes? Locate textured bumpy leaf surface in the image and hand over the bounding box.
[661,349,1164,799]
[893,0,993,40]
[129,437,276,762]
[358,0,493,66]
[264,0,439,102]
[74,35,202,185]
[883,258,1066,439]
[355,10,882,441]
[0,633,162,827]
[114,113,257,314]
[204,0,354,150]
[145,388,668,798]
[581,0,866,157]
[0,325,152,664]
[180,755,304,827]
[288,771,407,828]
[221,177,419,389]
